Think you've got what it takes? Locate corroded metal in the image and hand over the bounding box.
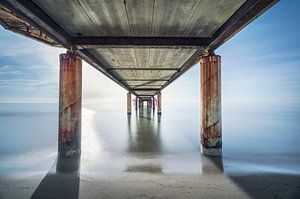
[200,55,222,156]
[59,51,82,158]
[157,92,162,114]
[0,5,61,47]
[127,92,131,114]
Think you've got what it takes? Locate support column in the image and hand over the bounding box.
[200,54,222,156]
[127,92,131,114]
[157,92,162,114]
[59,51,82,158]
[140,99,143,108]
[152,97,155,110]
[135,96,138,110]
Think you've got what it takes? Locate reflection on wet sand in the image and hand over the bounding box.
[126,106,225,176]
[128,107,161,154]
[201,155,224,175]
[126,107,162,173]
[8,103,298,198]
[31,156,80,199]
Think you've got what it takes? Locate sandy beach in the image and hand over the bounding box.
[1,158,299,199]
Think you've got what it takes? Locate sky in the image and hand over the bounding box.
[0,0,299,104]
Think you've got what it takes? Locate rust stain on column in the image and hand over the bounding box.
[200,54,222,156]
[127,92,131,114]
[59,51,82,158]
[147,99,151,108]
[135,96,138,110]
[157,92,162,114]
[152,97,155,110]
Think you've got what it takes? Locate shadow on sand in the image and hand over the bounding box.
[31,155,80,199]
[228,172,300,198]
[202,154,300,198]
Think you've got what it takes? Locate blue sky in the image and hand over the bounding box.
[0,0,299,104]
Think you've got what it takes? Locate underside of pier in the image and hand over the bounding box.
[0,0,278,156]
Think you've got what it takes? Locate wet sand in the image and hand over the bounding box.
[0,103,300,198]
[1,158,299,199]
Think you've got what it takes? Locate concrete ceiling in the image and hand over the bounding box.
[0,0,277,97]
[30,0,245,96]
[31,0,246,37]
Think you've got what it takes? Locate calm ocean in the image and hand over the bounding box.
[0,102,299,176]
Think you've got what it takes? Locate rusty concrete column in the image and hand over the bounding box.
[140,99,143,107]
[58,51,82,158]
[200,54,222,156]
[152,97,155,110]
[157,92,162,114]
[127,92,132,114]
[135,96,138,110]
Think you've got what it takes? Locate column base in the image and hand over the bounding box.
[201,146,222,156]
[56,154,81,172]
[59,148,81,158]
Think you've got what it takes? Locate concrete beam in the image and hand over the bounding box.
[72,36,211,49]
[58,51,82,158]
[152,97,155,110]
[132,88,159,91]
[157,92,162,114]
[121,79,169,81]
[200,54,222,156]
[108,68,178,71]
[135,96,138,110]
[209,0,278,51]
[1,0,72,48]
[127,92,131,114]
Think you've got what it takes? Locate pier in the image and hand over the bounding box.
[0,0,277,158]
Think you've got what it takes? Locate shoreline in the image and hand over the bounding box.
[1,169,300,199]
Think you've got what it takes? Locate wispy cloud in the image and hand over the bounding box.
[0,27,63,103]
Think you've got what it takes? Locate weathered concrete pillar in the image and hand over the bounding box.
[59,51,82,158]
[140,99,143,108]
[157,92,162,114]
[127,92,131,114]
[135,96,138,110]
[200,54,222,156]
[152,97,155,110]
[148,99,151,108]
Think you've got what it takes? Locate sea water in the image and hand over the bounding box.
[0,102,299,177]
